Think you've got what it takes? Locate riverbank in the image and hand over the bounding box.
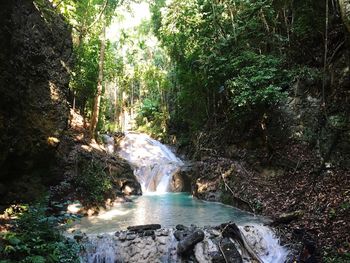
[183,129,350,262]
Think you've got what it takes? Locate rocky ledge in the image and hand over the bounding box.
[76,223,289,263]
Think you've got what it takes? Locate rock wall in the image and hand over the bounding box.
[0,0,72,203]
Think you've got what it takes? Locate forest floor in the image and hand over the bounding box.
[190,133,350,262]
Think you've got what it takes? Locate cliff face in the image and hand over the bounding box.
[0,0,72,203]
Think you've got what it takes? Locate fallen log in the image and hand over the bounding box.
[127,224,161,233]
[177,229,205,254]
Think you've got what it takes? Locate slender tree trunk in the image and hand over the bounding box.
[72,90,76,111]
[339,0,350,33]
[114,82,118,126]
[90,22,106,139]
[322,0,329,108]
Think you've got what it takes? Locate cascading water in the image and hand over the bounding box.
[101,134,115,154]
[117,132,184,193]
[74,132,289,263]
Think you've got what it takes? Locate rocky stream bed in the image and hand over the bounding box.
[76,223,288,263]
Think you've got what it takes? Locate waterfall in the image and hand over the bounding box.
[82,234,118,263]
[117,132,184,193]
[101,134,114,154]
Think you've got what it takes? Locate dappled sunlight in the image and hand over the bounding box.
[80,140,105,153]
[96,208,131,220]
[67,203,82,214]
[47,136,60,146]
[75,133,84,141]
[49,81,60,102]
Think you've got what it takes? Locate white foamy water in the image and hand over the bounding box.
[117,132,184,193]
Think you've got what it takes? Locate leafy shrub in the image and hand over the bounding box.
[72,157,113,205]
[0,204,80,263]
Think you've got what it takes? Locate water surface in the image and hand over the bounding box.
[69,193,264,234]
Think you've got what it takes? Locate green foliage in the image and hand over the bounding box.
[226,52,289,115]
[288,66,322,82]
[0,204,80,263]
[136,98,160,122]
[71,36,100,111]
[54,0,123,127]
[252,200,263,213]
[147,0,330,139]
[55,0,331,140]
[135,99,169,140]
[72,158,113,205]
[151,0,287,130]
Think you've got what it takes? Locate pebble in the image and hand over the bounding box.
[142,249,151,259]
[157,229,169,236]
[119,232,127,241]
[126,234,137,240]
[143,229,155,237]
[157,236,168,245]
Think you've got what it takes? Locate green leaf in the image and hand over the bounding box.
[8,236,21,246]
[26,255,46,263]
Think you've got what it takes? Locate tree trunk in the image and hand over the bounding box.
[339,0,350,33]
[114,82,119,126]
[90,23,106,139]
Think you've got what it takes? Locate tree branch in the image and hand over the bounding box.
[86,0,109,30]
